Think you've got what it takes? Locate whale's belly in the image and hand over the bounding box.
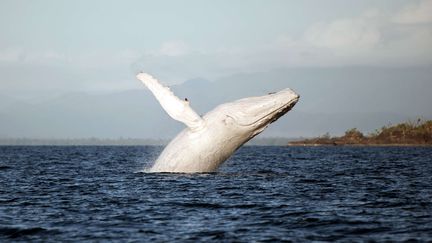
[149,129,240,173]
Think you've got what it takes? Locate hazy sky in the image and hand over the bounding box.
[1,0,431,95]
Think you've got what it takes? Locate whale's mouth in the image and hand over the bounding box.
[228,95,299,127]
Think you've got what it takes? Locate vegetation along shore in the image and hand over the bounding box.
[289,119,432,146]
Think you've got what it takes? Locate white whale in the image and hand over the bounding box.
[137,72,299,173]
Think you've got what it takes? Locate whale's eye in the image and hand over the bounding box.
[224,115,235,125]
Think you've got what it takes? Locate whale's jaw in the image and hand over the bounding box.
[136,73,299,173]
[227,88,299,128]
[212,88,300,147]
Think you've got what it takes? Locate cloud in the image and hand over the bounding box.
[2,2,431,88]
[295,3,432,66]
[304,18,381,50]
[0,48,24,63]
[0,47,142,69]
[159,40,189,57]
[379,27,432,65]
[0,48,70,66]
[392,0,432,24]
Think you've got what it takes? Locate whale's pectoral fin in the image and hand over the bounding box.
[136,73,205,130]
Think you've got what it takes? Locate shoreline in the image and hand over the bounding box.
[287,143,432,147]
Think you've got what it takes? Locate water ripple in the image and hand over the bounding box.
[0,146,431,241]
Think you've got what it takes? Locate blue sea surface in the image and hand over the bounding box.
[0,146,431,242]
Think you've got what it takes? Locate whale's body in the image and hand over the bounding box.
[137,73,299,173]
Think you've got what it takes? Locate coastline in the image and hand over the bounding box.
[287,143,432,147]
[288,120,432,147]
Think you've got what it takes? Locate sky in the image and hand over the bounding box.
[0,0,432,139]
[1,0,431,95]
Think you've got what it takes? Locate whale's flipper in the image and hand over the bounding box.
[137,73,205,130]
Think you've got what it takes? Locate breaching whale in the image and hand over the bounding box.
[137,72,299,173]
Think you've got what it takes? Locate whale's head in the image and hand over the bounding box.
[208,88,299,139]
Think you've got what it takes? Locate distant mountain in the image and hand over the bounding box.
[0,90,183,139]
[0,66,431,139]
[0,94,29,112]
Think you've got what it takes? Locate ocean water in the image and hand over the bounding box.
[0,146,431,242]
